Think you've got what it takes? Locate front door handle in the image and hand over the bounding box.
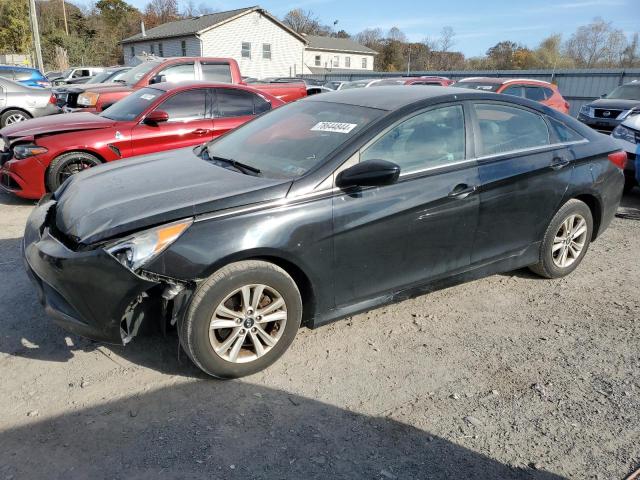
[192,128,210,135]
[448,183,477,199]
[551,156,570,169]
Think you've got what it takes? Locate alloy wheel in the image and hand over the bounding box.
[209,284,288,363]
[552,214,588,268]
[5,113,27,125]
[57,159,96,185]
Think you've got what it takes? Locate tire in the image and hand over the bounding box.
[180,260,303,379]
[0,109,31,128]
[529,199,593,279]
[46,151,101,192]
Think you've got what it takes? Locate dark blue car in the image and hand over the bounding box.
[0,65,50,88]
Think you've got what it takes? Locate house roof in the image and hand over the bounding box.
[303,35,378,55]
[121,6,306,44]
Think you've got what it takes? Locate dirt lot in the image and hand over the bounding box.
[0,189,638,480]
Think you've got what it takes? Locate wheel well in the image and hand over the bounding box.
[574,194,602,240]
[0,107,32,119]
[44,150,105,192]
[251,255,316,327]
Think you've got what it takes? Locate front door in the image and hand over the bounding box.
[131,88,214,156]
[470,101,574,264]
[332,104,480,307]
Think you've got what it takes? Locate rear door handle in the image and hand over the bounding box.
[551,156,570,169]
[192,128,210,135]
[448,183,477,199]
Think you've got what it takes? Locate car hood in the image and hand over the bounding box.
[1,112,116,139]
[588,98,640,110]
[55,82,123,94]
[621,113,640,130]
[54,147,292,245]
[81,84,134,94]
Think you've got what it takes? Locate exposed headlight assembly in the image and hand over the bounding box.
[13,144,48,159]
[105,219,193,271]
[77,92,99,107]
[612,124,638,144]
[579,104,593,117]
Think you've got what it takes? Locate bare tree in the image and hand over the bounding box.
[622,32,639,67]
[387,26,407,43]
[355,28,383,49]
[564,17,627,67]
[283,9,321,35]
[439,26,455,52]
[144,0,179,28]
[181,1,216,17]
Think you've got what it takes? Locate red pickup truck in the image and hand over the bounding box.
[70,57,306,112]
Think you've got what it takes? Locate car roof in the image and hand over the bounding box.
[146,80,281,100]
[0,65,38,71]
[305,85,482,110]
[457,77,553,86]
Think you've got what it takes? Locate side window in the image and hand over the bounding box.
[241,42,251,59]
[543,87,555,99]
[14,70,33,81]
[361,105,466,174]
[181,40,187,56]
[201,62,232,83]
[157,63,195,83]
[157,89,206,122]
[547,116,585,143]
[474,103,550,156]
[502,85,525,97]
[215,89,256,117]
[525,87,546,102]
[262,44,271,60]
[254,94,272,115]
[0,69,15,80]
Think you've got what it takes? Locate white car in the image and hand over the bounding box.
[611,114,640,192]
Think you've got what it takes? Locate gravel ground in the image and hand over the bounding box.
[0,189,638,480]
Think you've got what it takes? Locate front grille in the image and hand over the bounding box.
[594,108,622,119]
[66,92,80,108]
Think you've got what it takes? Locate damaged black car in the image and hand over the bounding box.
[23,87,625,378]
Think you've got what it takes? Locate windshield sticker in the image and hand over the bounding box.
[140,94,156,101]
[311,122,358,134]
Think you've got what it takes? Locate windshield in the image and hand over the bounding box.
[87,71,115,84]
[99,87,163,121]
[115,61,162,86]
[206,100,385,179]
[453,81,500,91]
[341,81,371,90]
[371,79,407,86]
[61,69,73,78]
[605,84,640,100]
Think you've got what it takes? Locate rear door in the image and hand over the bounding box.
[332,103,480,307]
[470,101,574,264]
[131,88,214,156]
[211,88,270,138]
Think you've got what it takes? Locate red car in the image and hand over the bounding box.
[453,77,570,114]
[68,57,306,113]
[0,82,284,199]
[371,76,454,87]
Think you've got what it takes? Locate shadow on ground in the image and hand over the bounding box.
[0,380,567,480]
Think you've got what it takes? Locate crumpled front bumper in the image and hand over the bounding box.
[22,200,158,344]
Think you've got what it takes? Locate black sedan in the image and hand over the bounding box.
[23,86,626,378]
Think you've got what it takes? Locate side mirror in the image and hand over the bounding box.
[336,159,400,189]
[149,74,166,85]
[144,110,169,125]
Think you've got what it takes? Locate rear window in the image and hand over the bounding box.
[474,103,550,156]
[525,87,546,102]
[201,62,232,83]
[454,81,500,92]
[116,61,162,86]
[99,87,163,121]
[547,117,585,143]
[604,84,640,100]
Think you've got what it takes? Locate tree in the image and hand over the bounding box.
[283,9,320,35]
[486,41,530,69]
[439,26,455,53]
[144,0,180,29]
[564,17,627,67]
[0,0,30,54]
[355,28,383,50]
[182,1,216,17]
[621,32,640,67]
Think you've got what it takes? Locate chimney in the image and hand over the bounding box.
[141,21,146,37]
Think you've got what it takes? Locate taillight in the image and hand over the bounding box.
[608,150,627,170]
[49,94,56,105]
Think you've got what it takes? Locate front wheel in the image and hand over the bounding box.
[1,109,31,127]
[46,151,101,192]
[529,199,593,279]
[180,261,303,379]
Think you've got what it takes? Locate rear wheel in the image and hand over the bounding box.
[529,199,593,279]
[1,109,31,127]
[46,151,101,191]
[180,261,302,379]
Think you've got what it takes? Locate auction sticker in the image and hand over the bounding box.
[311,122,358,134]
[140,94,157,101]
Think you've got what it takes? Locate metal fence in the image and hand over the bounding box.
[301,69,640,117]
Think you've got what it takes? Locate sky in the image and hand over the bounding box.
[122,0,640,57]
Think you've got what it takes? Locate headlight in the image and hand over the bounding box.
[77,92,99,106]
[579,104,592,116]
[612,124,638,144]
[13,144,48,159]
[105,219,193,271]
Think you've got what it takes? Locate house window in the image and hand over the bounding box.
[314,55,321,66]
[345,56,351,68]
[130,45,134,58]
[150,43,155,55]
[181,40,187,56]
[158,42,163,57]
[242,42,251,59]
[262,44,271,59]
[362,57,367,69]
[333,55,339,67]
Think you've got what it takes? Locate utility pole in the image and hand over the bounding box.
[61,0,69,35]
[29,0,44,71]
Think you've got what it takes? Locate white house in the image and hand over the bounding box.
[121,6,377,78]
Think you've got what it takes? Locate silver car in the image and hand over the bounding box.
[0,77,60,127]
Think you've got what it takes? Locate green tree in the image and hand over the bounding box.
[0,0,30,54]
